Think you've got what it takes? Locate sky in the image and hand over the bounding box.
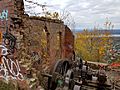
[24,0,120,30]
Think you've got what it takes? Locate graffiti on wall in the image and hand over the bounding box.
[0,9,8,20]
[0,32,24,80]
[0,0,24,80]
[3,32,17,53]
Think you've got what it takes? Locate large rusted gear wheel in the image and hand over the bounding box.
[48,60,70,90]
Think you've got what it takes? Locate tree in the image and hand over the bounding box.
[75,29,113,62]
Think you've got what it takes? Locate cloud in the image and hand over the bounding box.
[24,0,120,29]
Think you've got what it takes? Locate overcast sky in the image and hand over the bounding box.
[24,0,120,30]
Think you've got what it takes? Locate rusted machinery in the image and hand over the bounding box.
[42,59,112,90]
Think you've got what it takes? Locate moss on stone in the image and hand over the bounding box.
[0,80,16,90]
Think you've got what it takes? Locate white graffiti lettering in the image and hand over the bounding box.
[0,45,24,80]
[0,45,8,55]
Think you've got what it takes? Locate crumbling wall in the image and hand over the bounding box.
[0,0,74,89]
[64,26,74,60]
[0,0,29,89]
[0,0,24,80]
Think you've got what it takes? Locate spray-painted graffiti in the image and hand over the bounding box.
[0,31,23,80]
[3,32,17,53]
[0,10,8,20]
[0,45,23,80]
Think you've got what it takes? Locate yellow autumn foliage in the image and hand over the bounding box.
[75,29,113,62]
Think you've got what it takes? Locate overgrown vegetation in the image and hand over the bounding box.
[75,29,113,62]
[0,80,15,90]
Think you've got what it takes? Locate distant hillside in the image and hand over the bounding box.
[75,29,120,35]
[107,29,120,34]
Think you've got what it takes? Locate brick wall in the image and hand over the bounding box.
[64,26,74,60]
[0,0,14,32]
[22,17,66,64]
[0,0,74,89]
[0,0,75,64]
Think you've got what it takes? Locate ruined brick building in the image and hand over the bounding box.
[0,0,74,89]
